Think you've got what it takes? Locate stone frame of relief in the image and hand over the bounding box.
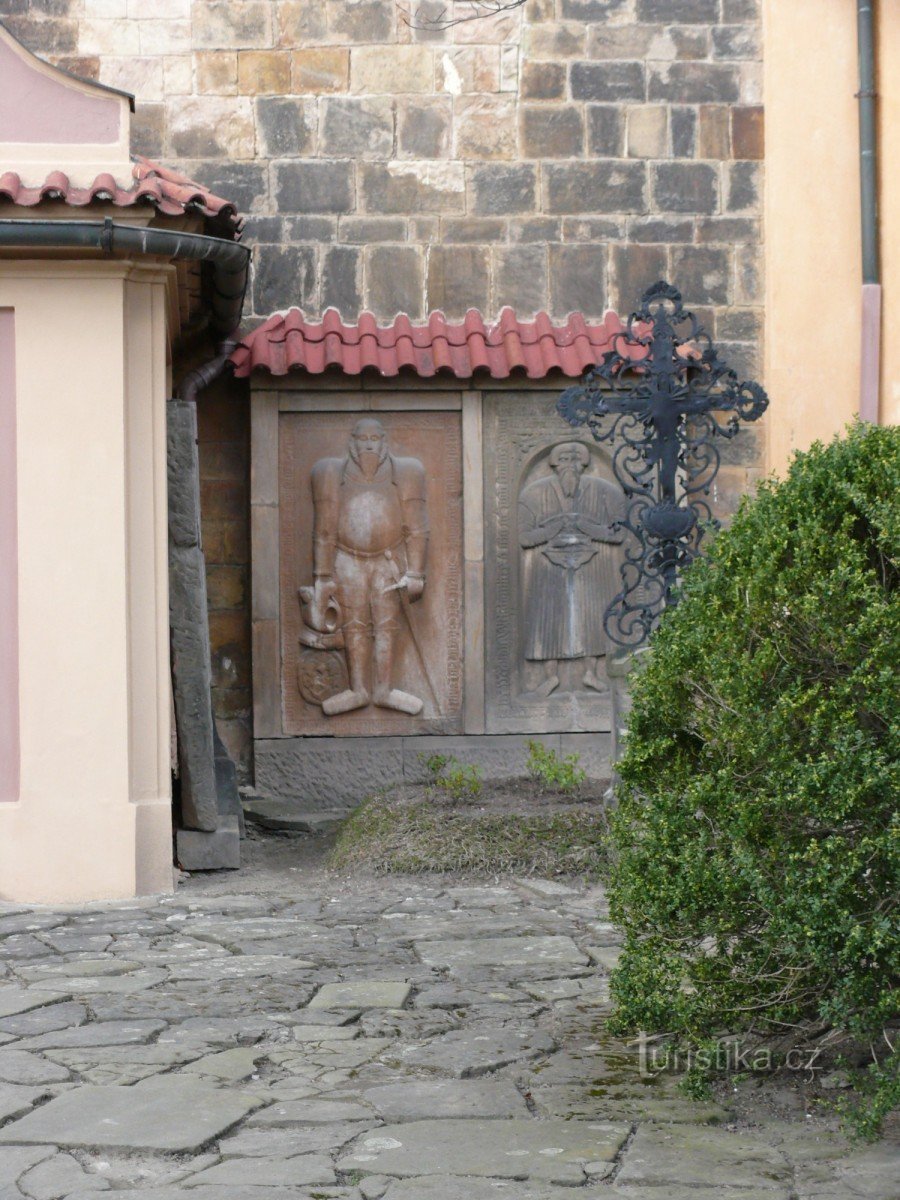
[483,391,617,736]
[250,378,613,810]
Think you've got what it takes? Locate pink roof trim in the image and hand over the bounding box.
[230,307,628,380]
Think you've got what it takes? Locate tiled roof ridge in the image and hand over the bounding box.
[0,156,242,236]
[230,306,628,381]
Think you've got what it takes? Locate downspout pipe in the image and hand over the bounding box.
[0,217,249,338]
[857,0,881,423]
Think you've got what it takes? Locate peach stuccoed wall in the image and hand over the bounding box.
[0,260,174,904]
[764,0,900,475]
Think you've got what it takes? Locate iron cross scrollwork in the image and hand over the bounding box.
[557,281,769,649]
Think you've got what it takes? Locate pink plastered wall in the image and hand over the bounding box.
[0,309,19,802]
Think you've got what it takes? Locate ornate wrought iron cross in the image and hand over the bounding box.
[557,280,769,649]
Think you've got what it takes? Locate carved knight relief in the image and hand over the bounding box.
[279,411,463,737]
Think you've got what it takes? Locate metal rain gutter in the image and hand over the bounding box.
[0,216,249,338]
[857,0,881,423]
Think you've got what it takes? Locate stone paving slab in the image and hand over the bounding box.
[0,1076,265,1152]
[0,988,69,1019]
[309,982,412,1010]
[364,1079,528,1120]
[392,1026,556,1077]
[417,935,589,972]
[382,1179,593,1199]
[614,1125,792,1190]
[0,1085,48,1124]
[339,1118,630,1183]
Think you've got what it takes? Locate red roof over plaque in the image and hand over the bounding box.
[230,307,628,380]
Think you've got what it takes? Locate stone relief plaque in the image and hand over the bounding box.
[280,411,463,737]
[484,392,623,735]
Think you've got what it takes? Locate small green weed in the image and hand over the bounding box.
[418,752,482,800]
[526,740,587,794]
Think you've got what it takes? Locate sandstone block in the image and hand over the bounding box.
[79,18,140,55]
[726,160,761,211]
[649,62,741,104]
[454,95,517,160]
[328,0,393,42]
[322,245,361,315]
[252,245,315,316]
[570,60,645,102]
[168,96,255,159]
[561,216,622,240]
[549,242,608,316]
[360,161,464,214]
[321,97,394,158]
[164,54,193,94]
[499,44,519,92]
[671,105,698,156]
[275,160,354,213]
[292,47,348,93]
[638,0,718,18]
[131,104,164,157]
[191,0,272,49]
[731,105,764,159]
[351,45,432,94]
[492,244,548,316]
[397,97,451,159]
[452,3,521,43]
[470,163,536,215]
[521,60,565,100]
[285,215,337,242]
[194,50,237,95]
[138,18,192,56]
[2,16,77,54]
[442,217,505,243]
[560,0,629,18]
[545,160,646,214]
[670,245,731,305]
[587,105,625,156]
[205,565,247,611]
[586,23,663,60]
[652,161,718,214]
[628,215,694,243]
[520,106,584,158]
[697,104,731,158]
[436,46,499,94]
[186,160,267,211]
[427,244,489,317]
[339,216,407,243]
[365,246,425,319]
[627,105,668,158]
[256,97,316,157]
[735,244,763,304]
[99,55,165,102]
[609,244,668,313]
[509,215,561,242]
[237,50,291,94]
[522,21,584,60]
[672,27,712,59]
[713,24,761,60]
[277,0,327,44]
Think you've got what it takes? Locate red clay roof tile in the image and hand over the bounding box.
[230,307,628,380]
[0,155,242,236]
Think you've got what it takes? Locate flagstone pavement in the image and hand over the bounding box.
[0,836,896,1200]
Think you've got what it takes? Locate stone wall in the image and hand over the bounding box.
[0,0,765,780]
[2,0,762,344]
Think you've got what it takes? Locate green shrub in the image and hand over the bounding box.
[526,740,587,794]
[418,752,482,800]
[607,423,900,1135]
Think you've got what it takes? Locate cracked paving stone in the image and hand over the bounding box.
[0,1003,88,1038]
[0,916,65,937]
[391,1026,556,1077]
[17,1151,111,1197]
[412,984,528,1009]
[338,1118,630,1183]
[218,1123,363,1158]
[181,1154,336,1188]
[530,1082,731,1125]
[182,1049,264,1081]
[15,1020,167,1052]
[611,1190,789,1199]
[308,982,412,1010]
[383,1178,592,1199]
[0,1145,54,1187]
[165,957,316,982]
[16,960,143,982]
[614,1125,793,1191]
[291,1026,359,1043]
[364,1079,528,1120]
[0,1084,48,1124]
[0,1050,70,1085]
[417,936,589,974]
[44,970,169,995]
[0,1075,265,1152]
[0,989,70,1021]
[245,1098,373,1125]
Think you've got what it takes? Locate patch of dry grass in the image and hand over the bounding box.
[328,789,610,878]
